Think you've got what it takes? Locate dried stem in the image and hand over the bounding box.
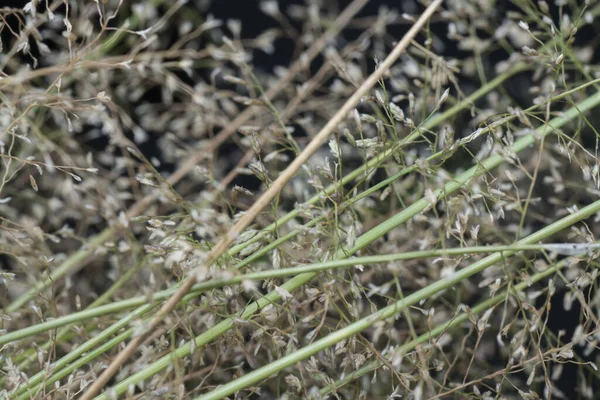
[6,0,370,315]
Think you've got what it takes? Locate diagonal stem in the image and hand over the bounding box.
[192,198,600,400]
[6,0,370,316]
[97,80,600,400]
[80,0,420,398]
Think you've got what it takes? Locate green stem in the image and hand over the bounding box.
[6,228,115,313]
[3,243,585,346]
[10,255,146,372]
[97,78,600,400]
[4,62,525,318]
[227,63,529,257]
[15,329,135,400]
[318,257,564,396]
[193,198,600,400]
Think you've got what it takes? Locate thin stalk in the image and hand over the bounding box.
[228,62,529,257]
[81,3,444,398]
[5,33,526,323]
[13,267,240,398]
[231,70,600,260]
[9,306,150,398]
[5,0,372,321]
[192,199,600,400]
[232,216,324,271]
[96,84,600,400]
[318,257,567,396]
[3,243,590,346]
[10,256,146,371]
[15,329,134,400]
[6,228,114,313]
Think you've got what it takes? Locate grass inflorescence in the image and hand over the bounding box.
[3,0,600,399]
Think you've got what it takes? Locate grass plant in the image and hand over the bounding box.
[3,1,600,399]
